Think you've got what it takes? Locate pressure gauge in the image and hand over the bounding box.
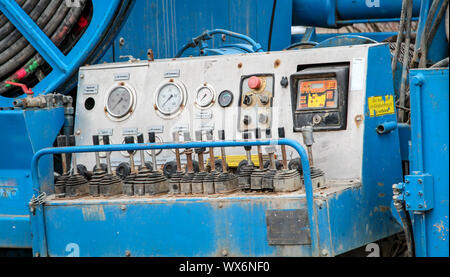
[105,86,134,118]
[218,90,234,107]
[155,82,186,117]
[195,85,215,108]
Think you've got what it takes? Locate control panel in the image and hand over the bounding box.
[74,45,373,182]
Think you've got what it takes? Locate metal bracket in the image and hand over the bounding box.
[404,174,434,211]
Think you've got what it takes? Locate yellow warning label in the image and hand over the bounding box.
[308,93,327,108]
[368,95,395,117]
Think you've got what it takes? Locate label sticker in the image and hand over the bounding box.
[368,95,395,117]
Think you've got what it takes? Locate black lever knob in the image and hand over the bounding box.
[137,133,144,144]
[266,129,272,139]
[124,136,135,155]
[255,128,261,139]
[68,135,76,147]
[278,127,285,139]
[102,135,110,145]
[148,132,156,143]
[92,135,100,146]
[218,130,225,141]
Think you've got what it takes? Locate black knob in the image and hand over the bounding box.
[266,129,272,139]
[92,135,100,146]
[243,115,251,125]
[148,132,156,143]
[102,135,110,145]
[243,132,252,151]
[124,136,135,155]
[218,130,225,141]
[280,77,289,88]
[243,95,252,105]
[255,128,261,139]
[278,127,285,139]
[137,133,144,144]
[163,161,178,178]
[183,132,191,141]
[288,158,303,174]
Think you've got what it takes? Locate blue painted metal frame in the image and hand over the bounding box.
[29,138,318,256]
[0,0,123,107]
[407,69,449,257]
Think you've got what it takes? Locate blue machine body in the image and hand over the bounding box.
[400,69,448,257]
[0,107,64,248]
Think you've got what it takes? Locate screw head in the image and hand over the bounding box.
[321,249,329,256]
[222,250,228,256]
[125,250,131,257]
[418,179,423,184]
[405,191,410,196]
[121,205,126,211]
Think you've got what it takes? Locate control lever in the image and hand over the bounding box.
[57,135,69,175]
[301,126,315,168]
[102,135,112,175]
[69,135,78,175]
[265,129,276,171]
[148,132,158,171]
[255,128,264,170]
[218,130,228,173]
[206,130,215,172]
[243,131,253,166]
[137,134,146,170]
[184,132,194,173]
[55,135,69,197]
[278,127,288,170]
[173,132,183,172]
[195,131,206,173]
[93,135,102,171]
[125,136,136,173]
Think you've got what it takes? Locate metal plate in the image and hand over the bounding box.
[266,209,311,245]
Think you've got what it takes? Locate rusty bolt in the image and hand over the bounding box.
[125,250,131,257]
[418,191,423,196]
[405,191,410,196]
[218,203,223,208]
[418,179,423,184]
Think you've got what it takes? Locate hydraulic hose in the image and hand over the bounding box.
[0,0,88,97]
[422,0,449,67]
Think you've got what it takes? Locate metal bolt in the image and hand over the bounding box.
[405,191,410,196]
[418,179,423,184]
[418,204,423,208]
[321,249,329,256]
[35,252,40,257]
[125,250,131,257]
[218,203,223,208]
[79,74,84,79]
[418,191,423,196]
[406,204,410,208]
[222,250,228,256]
[75,129,81,136]
[121,205,126,211]
[119,37,125,47]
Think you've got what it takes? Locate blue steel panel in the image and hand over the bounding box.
[408,69,449,257]
[0,108,64,248]
[99,0,292,62]
[43,196,311,257]
[326,44,404,255]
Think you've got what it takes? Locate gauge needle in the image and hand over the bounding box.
[163,94,173,107]
[112,97,124,110]
[201,94,207,101]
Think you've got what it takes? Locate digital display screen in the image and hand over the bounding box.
[297,79,338,110]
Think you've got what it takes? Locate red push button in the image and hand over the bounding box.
[248,76,262,90]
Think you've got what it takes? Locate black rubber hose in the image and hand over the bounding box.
[0,0,38,39]
[0,0,26,27]
[0,0,87,95]
[0,0,51,62]
[0,1,69,79]
[400,206,415,257]
[392,0,410,75]
[267,0,277,52]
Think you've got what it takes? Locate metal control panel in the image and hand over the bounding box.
[74,45,374,181]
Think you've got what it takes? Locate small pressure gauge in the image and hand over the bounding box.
[105,86,134,119]
[195,85,215,108]
[218,90,234,107]
[155,81,186,117]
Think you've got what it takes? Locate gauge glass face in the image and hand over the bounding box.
[196,86,214,107]
[218,90,233,107]
[156,83,183,115]
[106,87,133,118]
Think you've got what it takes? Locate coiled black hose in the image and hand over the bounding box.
[0,0,88,97]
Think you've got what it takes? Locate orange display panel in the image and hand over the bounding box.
[297,79,338,110]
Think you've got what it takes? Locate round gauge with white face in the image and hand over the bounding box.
[106,86,134,118]
[155,82,185,116]
[195,85,215,108]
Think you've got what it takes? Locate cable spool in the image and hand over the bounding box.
[0,0,91,97]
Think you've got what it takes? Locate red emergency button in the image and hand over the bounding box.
[248,76,262,90]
